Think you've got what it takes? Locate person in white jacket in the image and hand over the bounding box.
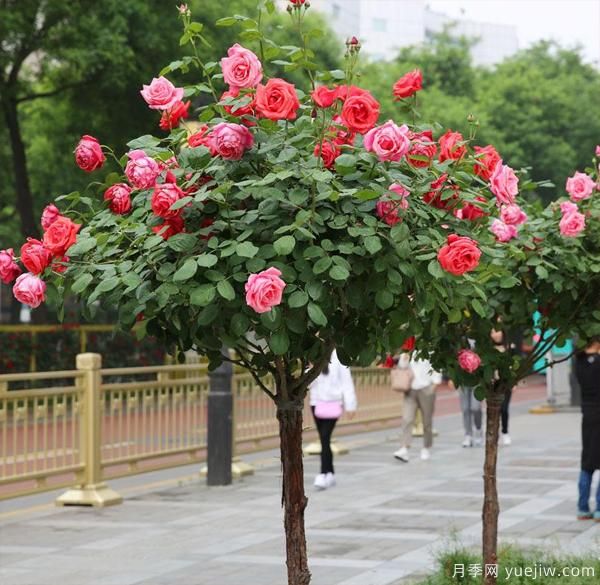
[393,354,442,462]
[309,350,357,490]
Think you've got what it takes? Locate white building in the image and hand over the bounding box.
[296,0,518,66]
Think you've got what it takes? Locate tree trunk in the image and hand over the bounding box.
[482,381,505,585]
[277,403,311,585]
[2,96,39,239]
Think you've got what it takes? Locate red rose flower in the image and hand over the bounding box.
[340,86,380,134]
[159,100,190,131]
[438,130,466,162]
[152,216,185,240]
[423,174,459,210]
[402,336,416,351]
[221,88,256,123]
[314,140,341,169]
[104,183,132,215]
[151,183,185,219]
[311,86,338,108]
[407,130,436,167]
[393,69,422,100]
[20,238,53,275]
[42,216,81,257]
[454,197,488,221]
[437,234,481,276]
[255,78,300,121]
[188,125,211,148]
[74,135,105,172]
[473,145,501,181]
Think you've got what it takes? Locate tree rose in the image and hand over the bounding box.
[125,150,160,189]
[473,145,501,181]
[42,217,81,256]
[458,349,481,373]
[314,140,340,169]
[140,76,184,110]
[339,86,380,134]
[151,183,185,219]
[20,239,53,274]
[407,130,436,167]
[221,44,263,91]
[438,130,466,162]
[159,100,190,131]
[392,69,422,100]
[245,267,286,313]
[41,204,61,231]
[566,171,595,202]
[255,78,299,121]
[104,183,132,215]
[12,273,46,308]
[500,204,527,226]
[0,249,22,284]
[75,135,105,172]
[363,121,410,162]
[311,86,338,108]
[209,122,254,160]
[490,219,518,242]
[437,234,481,276]
[489,162,518,206]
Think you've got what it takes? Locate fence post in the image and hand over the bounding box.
[56,353,122,507]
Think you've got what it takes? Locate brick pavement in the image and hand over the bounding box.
[1,388,599,585]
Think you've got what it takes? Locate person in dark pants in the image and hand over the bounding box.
[574,338,600,520]
[309,350,357,490]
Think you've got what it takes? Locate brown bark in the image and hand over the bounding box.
[2,96,39,239]
[277,403,311,585]
[482,381,505,585]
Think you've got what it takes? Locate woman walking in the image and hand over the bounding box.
[309,350,357,490]
[574,338,600,520]
[393,354,442,462]
[459,386,483,447]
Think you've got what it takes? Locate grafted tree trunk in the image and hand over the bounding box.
[482,380,506,585]
[277,401,311,585]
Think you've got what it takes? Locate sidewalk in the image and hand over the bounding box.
[1,388,599,585]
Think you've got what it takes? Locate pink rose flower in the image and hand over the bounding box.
[104,183,132,215]
[389,183,410,199]
[41,204,61,231]
[151,183,185,219]
[559,208,586,238]
[209,122,254,160]
[140,77,184,110]
[12,273,46,308]
[0,249,22,284]
[20,238,53,275]
[596,145,600,157]
[560,201,579,216]
[458,349,481,373]
[221,44,263,91]
[489,162,518,206]
[245,267,286,313]
[565,171,595,202]
[363,120,410,162]
[500,204,528,226]
[375,194,408,226]
[125,150,160,189]
[75,135,105,172]
[490,219,518,242]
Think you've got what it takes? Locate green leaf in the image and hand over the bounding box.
[313,256,332,274]
[217,279,235,301]
[448,308,462,323]
[71,273,93,294]
[471,298,487,318]
[274,235,296,256]
[427,260,444,279]
[68,237,97,256]
[197,254,218,268]
[197,304,219,325]
[96,277,120,293]
[216,16,238,26]
[364,236,382,255]
[308,302,328,326]
[167,233,197,252]
[535,265,549,279]
[269,330,290,355]
[173,258,198,282]
[289,290,309,308]
[236,241,259,258]
[375,289,394,310]
[231,313,250,337]
[329,265,349,281]
[190,284,216,306]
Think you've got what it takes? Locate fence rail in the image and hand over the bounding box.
[0,354,399,503]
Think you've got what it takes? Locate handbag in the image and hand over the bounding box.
[314,400,344,419]
[391,367,414,393]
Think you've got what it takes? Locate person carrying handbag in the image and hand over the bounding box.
[393,353,442,462]
[309,350,357,490]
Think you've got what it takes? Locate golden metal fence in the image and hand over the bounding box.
[0,354,397,504]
